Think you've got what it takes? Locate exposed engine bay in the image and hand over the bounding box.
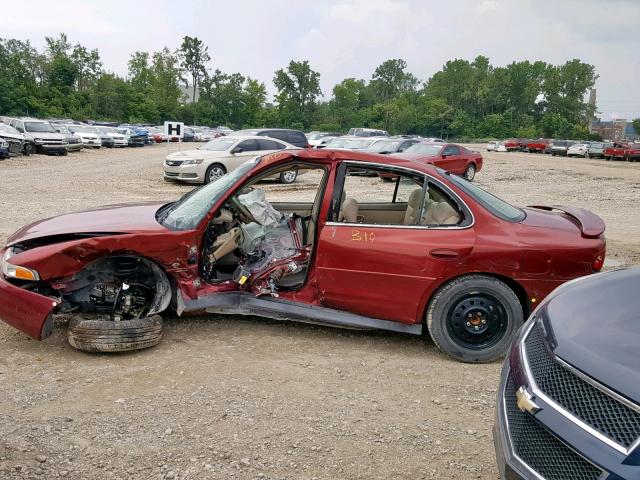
[201,188,312,296]
[52,256,171,321]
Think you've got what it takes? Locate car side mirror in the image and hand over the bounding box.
[441,153,449,158]
[231,147,243,154]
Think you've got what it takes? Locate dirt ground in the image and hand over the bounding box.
[0,144,639,480]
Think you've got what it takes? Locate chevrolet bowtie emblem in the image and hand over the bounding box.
[516,386,542,414]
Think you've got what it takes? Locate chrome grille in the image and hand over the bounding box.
[525,323,640,449]
[504,373,603,480]
[165,160,183,167]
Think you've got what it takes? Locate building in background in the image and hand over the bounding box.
[590,118,637,141]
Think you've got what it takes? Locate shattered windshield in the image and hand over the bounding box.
[158,159,259,230]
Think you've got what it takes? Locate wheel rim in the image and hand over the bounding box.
[465,165,475,180]
[208,166,225,182]
[446,293,508,350]
[282,170,297,183]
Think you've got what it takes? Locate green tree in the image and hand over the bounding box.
[632,118,640,136]
[273,60,321,128]
[370,59,418,102]
[70,44,102,91]
[178,36,210,102]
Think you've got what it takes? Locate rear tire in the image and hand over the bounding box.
[426,275,523,363]
[67,315,163,353]
[463,163,476,181]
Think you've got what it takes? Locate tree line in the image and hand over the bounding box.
[0,33,603,139]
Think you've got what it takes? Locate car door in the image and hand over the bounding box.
[314,161,475,324]
[440,145,464,173]
[226,139,260,170]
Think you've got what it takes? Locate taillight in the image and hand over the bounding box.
[592,255,605,272]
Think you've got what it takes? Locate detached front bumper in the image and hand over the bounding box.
[0,272,57,340]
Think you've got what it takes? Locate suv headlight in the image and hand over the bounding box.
[182,159,203,166]
[1,248,40,281]
[34,138,44,143]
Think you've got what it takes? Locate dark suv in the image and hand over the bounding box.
[494,267,640,480]
[231,128,310,149]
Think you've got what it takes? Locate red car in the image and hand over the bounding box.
[503,138,529,152]
[526,138,551,153]
[0,149,605,362]
[624,143,640,162]
[391,142,483,181]
[604,142,628,160]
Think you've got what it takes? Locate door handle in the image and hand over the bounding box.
[430,248,460,259]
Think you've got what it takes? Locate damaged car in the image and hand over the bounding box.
[0,149,606,362]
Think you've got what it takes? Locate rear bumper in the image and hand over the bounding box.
[0,273,57,339]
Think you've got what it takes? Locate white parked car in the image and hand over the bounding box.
[567,143,590,157]
[323,136,385,150]
[486,141,499,151]
[495,142,508,152]
[68,125,101,148]
[164,136,298,184]
[96,126,128,147]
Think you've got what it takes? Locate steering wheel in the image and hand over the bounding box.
[231,194,256,224]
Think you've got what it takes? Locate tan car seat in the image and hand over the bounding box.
[339,198,359,223]
[404,188,424,224]
[423,201,460,225]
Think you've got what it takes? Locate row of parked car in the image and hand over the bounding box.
[487,138,640,162]
[164,127,483,185]
[0,117,236,159]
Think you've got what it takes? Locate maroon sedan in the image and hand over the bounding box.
[391,142,483,181]
[0,149,604,362]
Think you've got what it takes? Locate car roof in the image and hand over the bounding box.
[217,135,297,147]
[259,148,443,177]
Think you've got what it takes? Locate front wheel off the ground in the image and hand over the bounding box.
[67,315,164,353]
[426,275,523,363]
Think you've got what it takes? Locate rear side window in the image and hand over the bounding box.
[445,170,525,222]
[287,131,308,147]
[262,130,287,142]
[258,139,285,150]
[237,139,258,151]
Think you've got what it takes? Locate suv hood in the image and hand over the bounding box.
[6,202,167,246]
[542,267,640,404]
[26,132,65,140]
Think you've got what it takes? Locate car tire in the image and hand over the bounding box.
[426,274,524,363]
[67,315,163,353]
[551,152,556,156]
[463,164,476,181]
[279,169,298,184]
[205,163,227,184]
[23,143,35,156]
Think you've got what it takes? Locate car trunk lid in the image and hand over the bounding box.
[525,205,605,238]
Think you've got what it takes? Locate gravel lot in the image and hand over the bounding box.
[1,145,639,480]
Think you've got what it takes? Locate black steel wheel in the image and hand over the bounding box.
[426,274,523,363]
[445,294,507,350]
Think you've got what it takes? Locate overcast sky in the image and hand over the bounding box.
[3,0,639,119]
